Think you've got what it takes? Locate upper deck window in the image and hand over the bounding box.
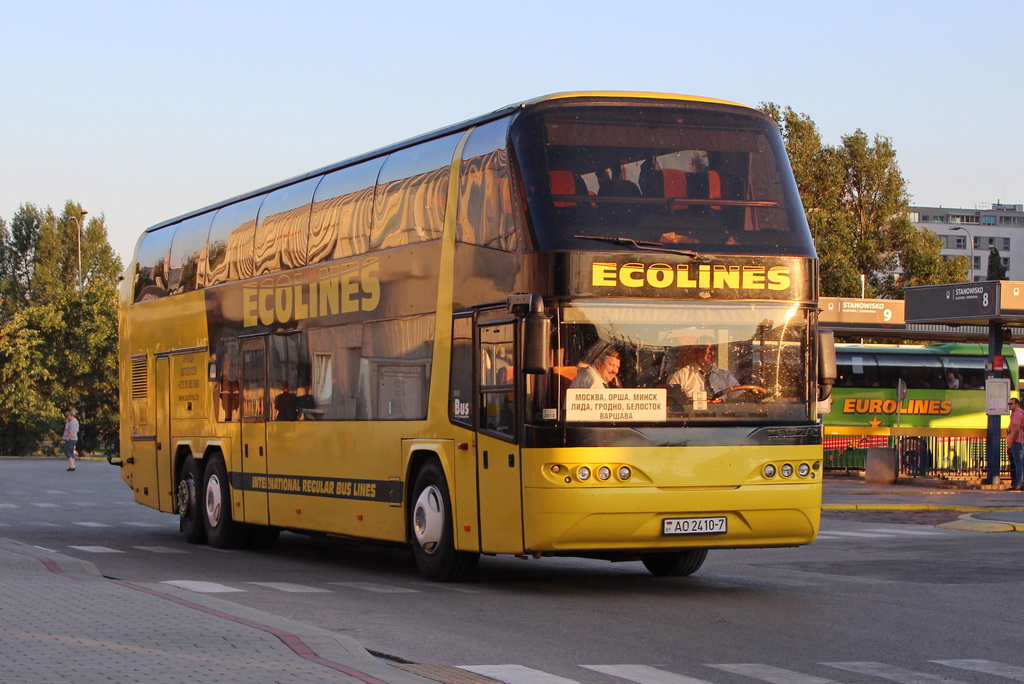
[206,195,265,286]
[511,103,815,256]
[167,213,215,294]
[133,227,174,302]
[372,133,460,250]
[309,158,383,262]
[254,178,318,276]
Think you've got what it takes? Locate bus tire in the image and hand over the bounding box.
[177,455,206,544]
[202,455,249,549]
[410,460,479,582]
[641,549,708,577]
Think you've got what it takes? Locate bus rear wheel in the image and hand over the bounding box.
[177,455,206,544]
[410,460,478,582]
[202,455,249,549]
[641,549,708,577]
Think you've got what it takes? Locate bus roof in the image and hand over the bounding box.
[140,91,756,238]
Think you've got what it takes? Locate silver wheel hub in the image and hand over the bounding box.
[413,484,444,554]
[205,473,223,527]
[177,476,195,518]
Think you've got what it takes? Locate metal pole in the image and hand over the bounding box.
[986,320,1003,484]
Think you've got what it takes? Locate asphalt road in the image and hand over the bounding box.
[4,457,1024,684]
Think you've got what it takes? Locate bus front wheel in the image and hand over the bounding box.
[202,455,249,549]
[410,460,479,582]
[641,549,708,577]
[177,455,206,544]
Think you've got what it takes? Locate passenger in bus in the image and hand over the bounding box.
[274,382,299,421]
[666,342,740,400]
[569,346,621,389]
[946,371,961,389]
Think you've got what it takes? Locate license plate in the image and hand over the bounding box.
[663,516,727,535]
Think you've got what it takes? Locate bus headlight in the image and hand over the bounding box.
[763,464,777,479]
[780,463,794,478]
[577,466,591,481]
[798,463,811,477]
[597,466,612,481]
[617,466,632,481]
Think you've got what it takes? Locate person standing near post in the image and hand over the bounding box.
[1006,398,1024,491]
[63,409,79,472]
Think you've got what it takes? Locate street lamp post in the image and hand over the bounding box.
[951,225,974,281]
[69,210,87,289]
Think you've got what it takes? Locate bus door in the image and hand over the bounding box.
[240,336,270,525]
[476,318,524,553]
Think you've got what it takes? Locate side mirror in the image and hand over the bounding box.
[817,328,836,402]
[507,294,550,375]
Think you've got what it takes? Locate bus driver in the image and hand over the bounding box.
[667,341,739,400]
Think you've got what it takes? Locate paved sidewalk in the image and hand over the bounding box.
[823,475,1024,532]
[0,538,435,684]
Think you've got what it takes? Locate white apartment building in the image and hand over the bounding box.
[910,202,1024,282]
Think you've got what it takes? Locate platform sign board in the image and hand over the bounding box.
[905,281,1024,326]
[819,297,905,333]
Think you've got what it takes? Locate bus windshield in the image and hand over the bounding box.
[511,103,814,256]
[547,301,811,425]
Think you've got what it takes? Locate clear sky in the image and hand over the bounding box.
[1,0,1021,266]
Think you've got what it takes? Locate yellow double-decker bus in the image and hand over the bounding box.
[118,92,835,581]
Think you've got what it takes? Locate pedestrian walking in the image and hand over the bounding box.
[1006,398,1024,490]
[63,409,79,472]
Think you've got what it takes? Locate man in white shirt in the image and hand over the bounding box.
[667,343,739,400]
[63,409,80,471]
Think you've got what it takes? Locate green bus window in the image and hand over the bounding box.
[206,195,265,286]
[133,227,174,302]
[309,159,383,263]
[167,213,215,295]
[255,178,318,276]
[372,133,461,251]
[457,118,519,251]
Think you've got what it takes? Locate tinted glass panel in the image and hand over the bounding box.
[372,134,460,250]
[309,159,383,263]
[254,178,318,276]
[874,354,943,389]
[167,213,214,294]
[511,103,814,256]
[207,196,265,285]
[457,118,520,251]
[543,301,810,425]
[133,227,174,302]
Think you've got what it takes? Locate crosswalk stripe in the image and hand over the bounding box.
[68,545,124,553]
[73,522,113,527]
[124,522,163,527]
[459,664,579,684]
[933,659,1024,681]
[133,546,187,554]
[330,581,419,594]
[160,580,245,593]
[709,663,838,683]
[0,503,18,508]
[862,528,944,536]
[246,581,332,593]
[582,664,712,683]
[824,661,969,682]
[820,531,894,538]
[33,503,61,508]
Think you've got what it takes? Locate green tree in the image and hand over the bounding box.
[0,200,122,455]
[987,246,1008,280]
[761,104,966,297]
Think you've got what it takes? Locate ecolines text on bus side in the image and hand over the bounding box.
[242,258,380,328]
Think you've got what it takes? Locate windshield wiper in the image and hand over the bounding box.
[573,234,698,258]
